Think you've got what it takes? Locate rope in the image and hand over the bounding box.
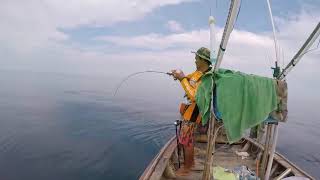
[298,36,320,58]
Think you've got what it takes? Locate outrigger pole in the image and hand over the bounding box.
[278,22,320,80]
[202,0,241,179]
[265,22,320,180]
[265,3,320,180]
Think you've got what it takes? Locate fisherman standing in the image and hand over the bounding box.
[171,47,212,176]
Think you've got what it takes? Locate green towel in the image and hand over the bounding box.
[196,69,278,143]
[195,70,213,125]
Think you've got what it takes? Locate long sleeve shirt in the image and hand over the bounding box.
[180,71,203,102]
[179,70,203,123]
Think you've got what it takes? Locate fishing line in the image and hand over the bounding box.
[113,70,172,96]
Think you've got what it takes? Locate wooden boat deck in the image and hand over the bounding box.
[212,144,256,170]
[141,135,315,180]
[160,142,206,180]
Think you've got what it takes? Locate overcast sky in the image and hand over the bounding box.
[0,0,319,100]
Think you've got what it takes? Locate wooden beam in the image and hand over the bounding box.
[260,124,272,178]
[202,115,216,180]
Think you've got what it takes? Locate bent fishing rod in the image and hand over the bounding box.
[112,69,185,168]
[113,70,174,96]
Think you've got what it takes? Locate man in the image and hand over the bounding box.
[171,47,212,175]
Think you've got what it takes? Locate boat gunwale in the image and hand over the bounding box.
[245,137,315,180]
[139,136,177,180]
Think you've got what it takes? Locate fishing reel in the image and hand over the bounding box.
[174,119,182,126]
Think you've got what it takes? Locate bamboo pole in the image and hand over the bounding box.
[275,168,291,180]
[202,1,241,179]
[202,115,216,180]
[213,0,241,71]
[265,124,279,180]
[260,124,272,178]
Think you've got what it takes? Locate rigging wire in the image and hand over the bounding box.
[287,37,320,66]
[282,47,285,68]
[265,49,273,67]
[113,70,172,97]
[300,36,320,56]
[208,0,218,17]
[209,0,212,16]
[216,0,218,10]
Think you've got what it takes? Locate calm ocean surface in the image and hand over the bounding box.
[0,69,319,180]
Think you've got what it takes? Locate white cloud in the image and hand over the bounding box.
[97,30,209,50]
[0,0,194,53]
[97,10,319,76]
[1,2,319,101]
[166,20,185,32]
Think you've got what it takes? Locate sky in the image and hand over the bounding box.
[0,0,319,100]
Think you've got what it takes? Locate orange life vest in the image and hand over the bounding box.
[179,71,203,124]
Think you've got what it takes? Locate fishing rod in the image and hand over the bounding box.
[114,70,182,165]
[113,70,173,96]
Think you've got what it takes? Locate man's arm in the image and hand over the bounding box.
[180,78,196,101]
[171,70,202,102]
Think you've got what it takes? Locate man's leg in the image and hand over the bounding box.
[176,144,194,176]
[176,122,195,176]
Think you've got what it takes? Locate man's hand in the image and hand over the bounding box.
[171,69,186,81]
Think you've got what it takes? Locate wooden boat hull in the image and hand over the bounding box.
[140,136,314,180]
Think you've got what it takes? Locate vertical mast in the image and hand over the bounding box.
[266,0,280,66]
[213,0,241,71]
[264,1,280,179]
[203,1,241,180]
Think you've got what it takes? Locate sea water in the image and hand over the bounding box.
[0,69,319,180]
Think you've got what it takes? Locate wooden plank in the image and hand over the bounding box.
[213,151,256,170]
[260,124,272,177]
